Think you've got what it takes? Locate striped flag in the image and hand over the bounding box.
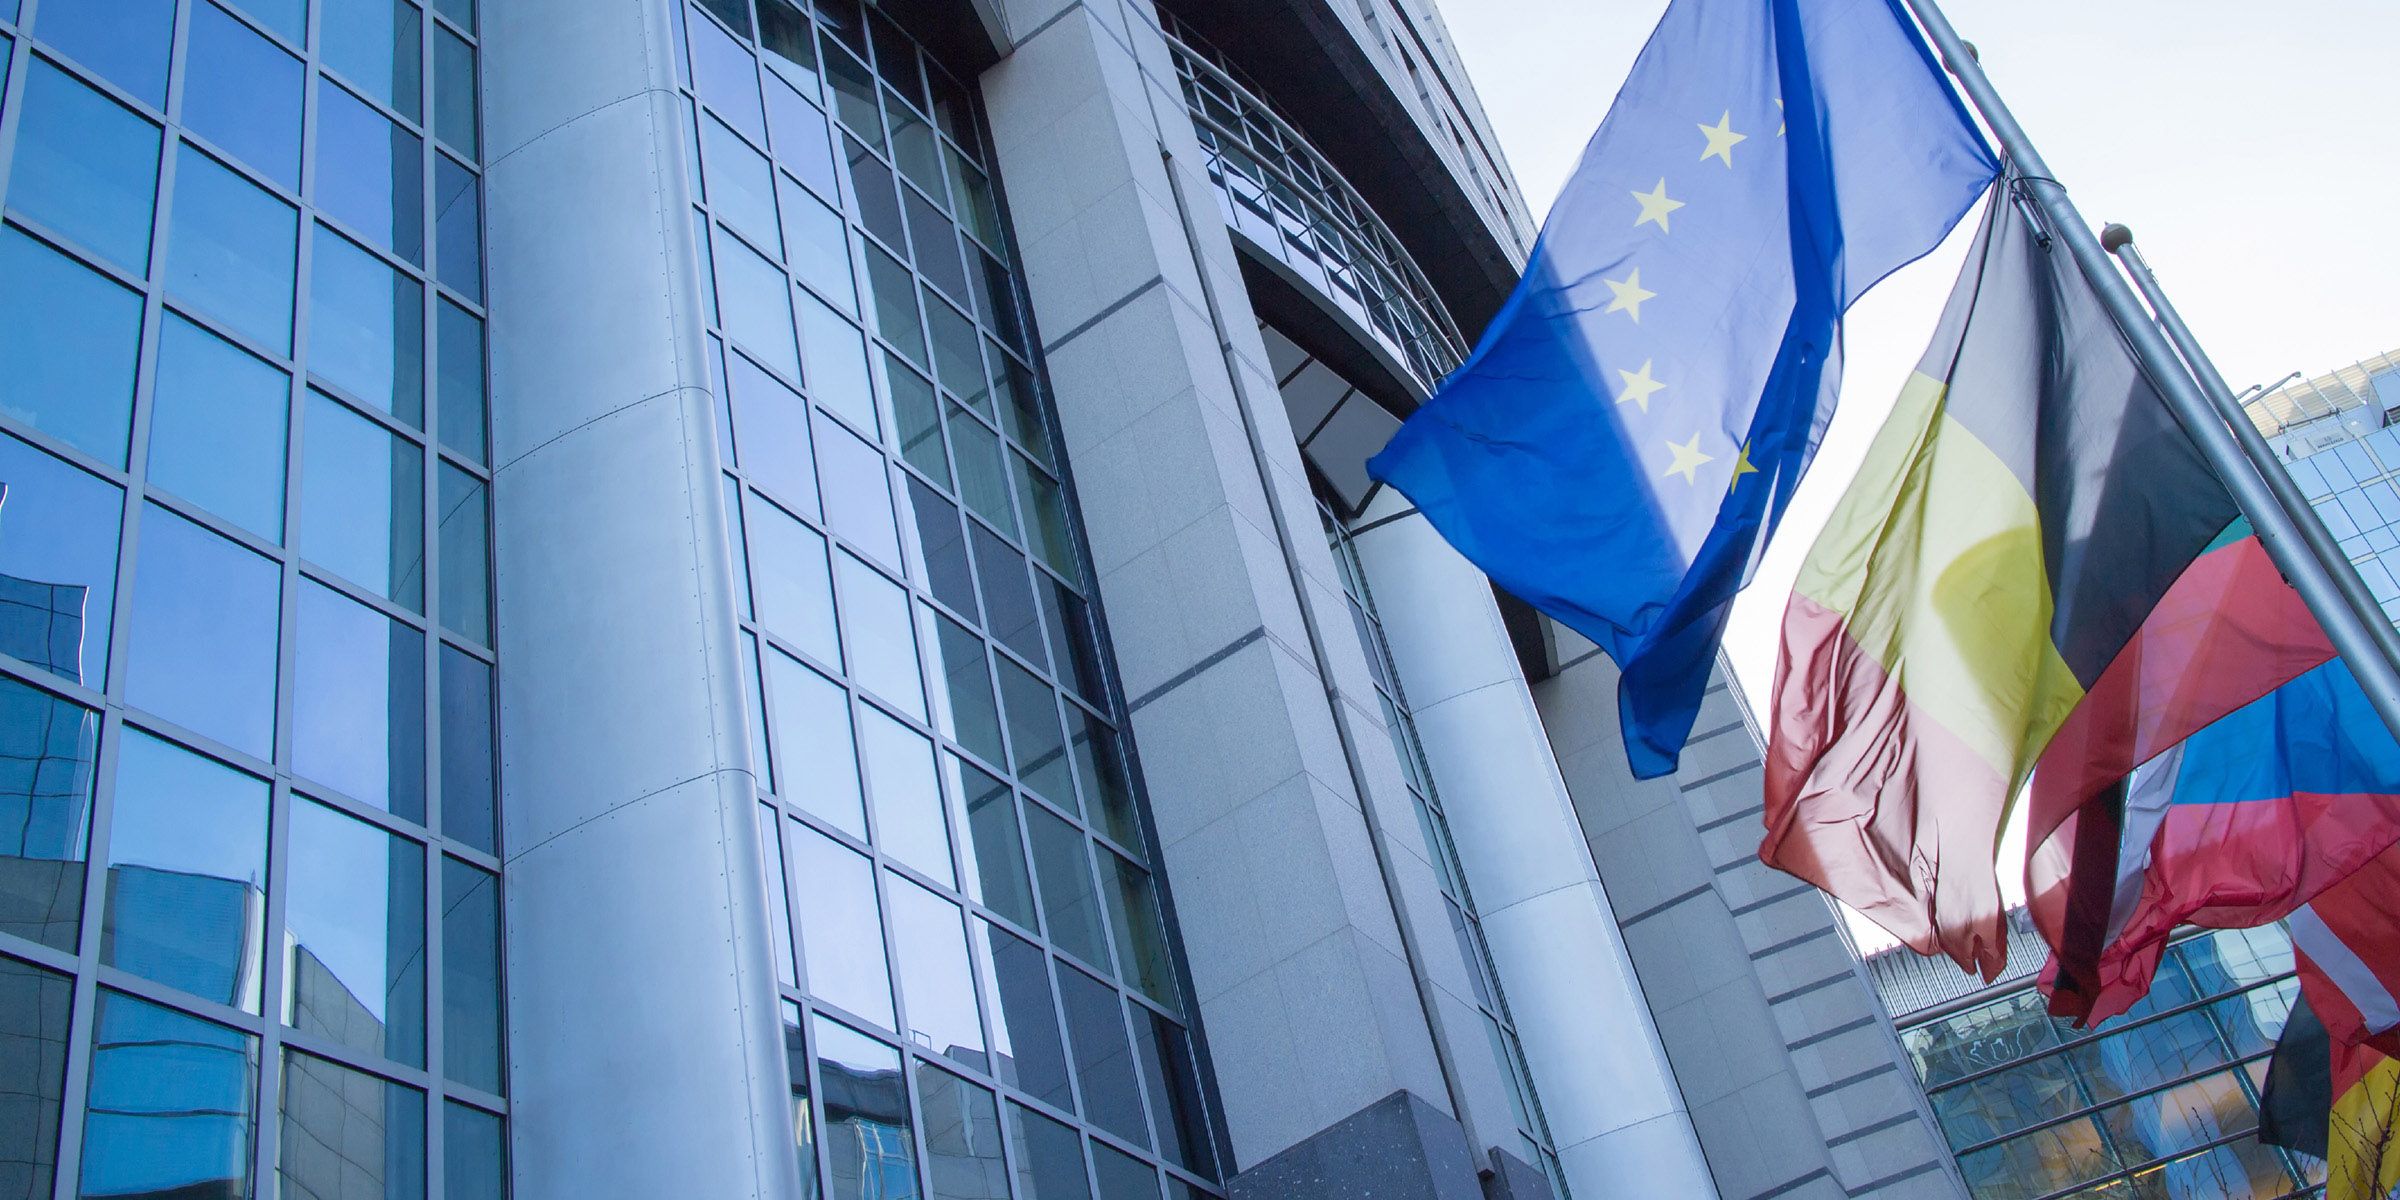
[1761,184,2328,976]
[2295,843,2400,1059]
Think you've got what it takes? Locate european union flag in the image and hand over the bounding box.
[1367,0,1997,777]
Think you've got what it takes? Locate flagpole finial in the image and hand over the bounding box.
[2100,224,2134,253]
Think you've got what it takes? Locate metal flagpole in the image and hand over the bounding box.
[1898,0,2400,746]
[2104,226,2400,676]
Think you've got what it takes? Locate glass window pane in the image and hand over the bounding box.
[889,103,943,202]
[970,525,1040,667]
[948,406,1017,541]
[988,343,1050,465]
[324,0,422,121]
[949,755,1034,929]
[0,955,70,1195]
[900,480,973,615]
[947,150,1000,251]
[432,0,472,31]
[716,229,801,384]
[0,677,94,952]
[0,431,123,688]
[232,0,307,42]
[815,1016,917,1200]
[169,145,300,356]
[1090,1143,1157,1200]
[1057,966,1146,1146]
[1014,456,1078,581]
[767,648,866,838]
[703,113,781,259]
[823,48,881,153]
[923,609,1004,768]
[80,991,257,1200]
[1098,852,1174,1007]
[1024,806,1108,970]
[887,874,984,1069]
[148,314,290,542]
[799,294,875,433]
[183,2,304,189]
[1042,581,1106,704]
[746,490,840,665]
[293,580,427,821]
[860,705,951,884]
[285,796,426,1065]
[443,1103,507,1200]
[693,0,749,37]
[125,505,280,759]
[768,83,840,206]
[443,857,503,1093]
[103,730,268,1009]
[889,358,949,489]
[758,3,817,95]
[0,228,144,466]
[758,802,796,987]
[316,77,423,263]
[1007,1102,1089,1200]
[1130,1012,1214,1178]
[436,301,487,463]
[999,661,1072,811]
[781,1001,821,1198]
[434,154,482,301]
[11,59,160,276]
[433,25,477,157]
[863,242,924,365]
[817,413,899,569]
[438,462,489,642]
[784,181,854,312]
[688,1,765,144]
[790,823,893,1028]
[836,552,924,721]
[925,290,981,402]
[310,227,425,421]
[1069,714,1138,851]
[439,644,497,853]
[278,1050,425,1199]
[731,348,820,516]
[33,0,176,106]
[301,389,425,608]
[917,1061,1007,1200]
[977,921,1070,1107]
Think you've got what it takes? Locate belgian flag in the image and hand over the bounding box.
[1759,182,2334,978]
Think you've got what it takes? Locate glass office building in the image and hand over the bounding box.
[2246,350,2400,625]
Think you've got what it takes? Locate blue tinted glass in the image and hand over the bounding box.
[1058,965,1146,1145]
[315,78,424,263]
[791,828,894,1028]
[715,230,800,384]
[286,796,426,1064]
[0,431,122,686]
[103,730,269,1008]
[999,660,1071,809]
[799,293,874,432]
[437,300,487,462]
[702,113,780,258]
[311,227,426,421]
[688,4,765,144]
[444,1104,506,1200]
[80,991,257,1199]
[0,955,69,1199]
[1025,805,1107,968]
[434,154,481,300]
[885,877,982,1068]
[432,0,471,32]
[294,582,426,819]
[782,179,853,312]
[765,78,840,203]
[301,390,425,607]
[278,1051,426,1197]
[183,3,304,188]
[1091,1142,1157,1200]
[1007,1103,1088,1200]
[746,490,840,664]
[730,348,818,515]
[439,645,497,852]
[859,708,949,884]
[31,0,176,107]
[148,315,289,541]
[324,0,422,121]
[125,506,280,758]
[442,857,503,1091]
[816,1016,919,1199]
[766,647,864,835]
[835,551,922,721]
[433,25,476,158]
[816,413,899,569]
[167,146,300,355]
[234,0,308,43]
[9,59,160,274]
[437,462,488,641]
[0,674,95,952]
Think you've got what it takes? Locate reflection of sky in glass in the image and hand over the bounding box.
[858,706,950,886]
[109,730,265,890]
[293,580,425,818]
[885,875,982,1068]
[286,798,403,1024]
[0,436,121,687]
[789,822,893,1029]
[82,989,256,1198]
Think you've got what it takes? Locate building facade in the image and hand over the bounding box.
[2246,350,2400,626]
[0,1,1960,1198]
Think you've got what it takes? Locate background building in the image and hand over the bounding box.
[2246,350,2400,626]
[0,0,1963,1197]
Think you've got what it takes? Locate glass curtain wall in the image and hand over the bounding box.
[1900,927,2321,1200]
[0,0,504,1194]
[671,2,1224,1197]
[1321,506,1568,1197]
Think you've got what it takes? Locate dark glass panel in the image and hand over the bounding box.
[862,240,923,364]
[835,551,923,721]
[976,251,1024,349]
[436,300,488,463]
[949,755,1034,929]
[148,315,289,541]
[33,0,174,105]
[292,580,427,821]
[948,406,1017,542]
[1056,966,1145,1146]
[766,647,865,836]
[1130,1012,1215,1178]
[310,226,425,422]
[1007,1103,1090,1200]
[917,1062,1007,1200]
[285,796,426,1065]
[887,94,943,201]
[431,0,471,32]
[434,154,482,301]
[909,200,968,308]
[815,1016,918,1200]
[886,874,984,1069]
[124,505,280,758]
[12,56,163,277]
[323,0,422,121]
[969,524,1041,667]
[702,111,781,259]
[946,148,1001,251]
[758,1,818,94]
[183,3,305,189]
[316,78,422,262]
[443,857,503,1092]
[0,677,92,952]
[102,731,268,1009]
[790,823,893,1027]
[889,357,949,489]
[437,462,489,642]
[0,431,123,687]
[277,1051,426,1199]
[443,1103,507,1200]
[438,644,497,853]
[982,923,1075,1110]
[999,660,1072,810]
[925,291,981,405]
[823,46,881,154]
[1040,582,1107,704]
[766,77,840,204]
[715,228,800,384]
[815,412,898,568]
[730,347,820,515]
[300,389,425,608]
[798,293,875,432]
[924,608,1004,767]
[688,0,765,143]
[747,489,841,665]
[79,991,257,1199]
[783,179,854,312]
[901,479,973,616]
[867,15,923,111]
[1097,852,1173,1006]
[693,0,750,37]
[1090,1143,1157,1200]
[857,703,949,884]
[0,230,141,465]
[0,956,70,1196]
[988,342,1051,465]
[928,72,976,154]
[815,0,866,55]
[168,145,300,356]
[1013,456,1078,581]
[847,139,907,259]
[1024,806,1107,970]
[433,24,477,158]
[1070,713,1138,851]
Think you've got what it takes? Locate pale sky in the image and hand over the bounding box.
[1438,0,2400,949]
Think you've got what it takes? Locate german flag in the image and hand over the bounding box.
[1760,183,2328,976]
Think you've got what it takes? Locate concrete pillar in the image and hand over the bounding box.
[1347,491,1719,1199]
[481,1,800,1195]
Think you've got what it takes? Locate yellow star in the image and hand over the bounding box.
[1603,267,1655,322]
[1631,178,1685,233]
[1615,360,1666,412]
[1729,441,1761,492]
[1662,433,1714,485]
[1699,111,1748,167]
